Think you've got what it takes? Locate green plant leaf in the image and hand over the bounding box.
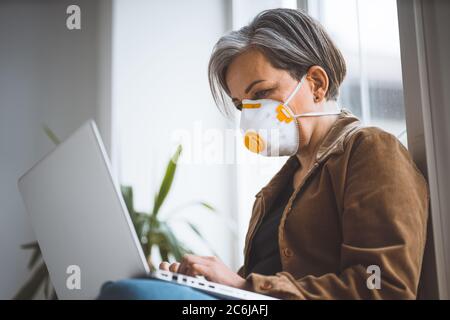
[42,125,61,145]
[158,221,184,261]
[158,246,170,262]
[43,276,51,299]
[152,145,182,217]
[179,244,193,256]
[199,202,216,212]
[185,221,219,257]
[50,289,58,300]
[131,211,149,241]
[186,221,203,239]
[121,185,134,215]
[163,201,217,220]
[21,241,43,270]
[13,262,49,300]
[28,247,42,269]
[21,241,39,250]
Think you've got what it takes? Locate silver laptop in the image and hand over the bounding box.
[18,120,277,300]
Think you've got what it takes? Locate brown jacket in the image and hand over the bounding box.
[238,110,429,299]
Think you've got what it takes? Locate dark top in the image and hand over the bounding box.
[247,179,294,276]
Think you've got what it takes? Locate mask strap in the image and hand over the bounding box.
[295,110,342,118]
[283,76,306,108]
[281,75,341,118]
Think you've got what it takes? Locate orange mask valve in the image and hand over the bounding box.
[243,131,266,154]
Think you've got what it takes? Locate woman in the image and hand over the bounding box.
[99,8,428,300]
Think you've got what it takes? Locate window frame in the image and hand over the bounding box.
[397,0,449,299]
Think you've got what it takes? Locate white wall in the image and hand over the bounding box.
[0,0,111,299]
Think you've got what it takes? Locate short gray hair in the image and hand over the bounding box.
[208,8,346,116]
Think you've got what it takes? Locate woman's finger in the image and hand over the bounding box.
[187,263,211,279]
[182,254,211,266]
[159,261,170,271]
[178,254,211,275]
[177,260,189,275]
[169,262,180,273]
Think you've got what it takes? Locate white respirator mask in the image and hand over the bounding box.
[239,75,341,156]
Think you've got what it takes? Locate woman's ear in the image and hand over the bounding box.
[306,66,329,103]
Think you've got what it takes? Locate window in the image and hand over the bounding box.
[307,0,407,144]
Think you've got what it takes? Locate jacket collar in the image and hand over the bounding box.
[255,109,361,200]
[316,109,361,162]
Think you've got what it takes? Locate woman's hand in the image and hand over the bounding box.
[159,254,248,290]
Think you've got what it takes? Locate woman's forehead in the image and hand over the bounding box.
[226,50,279,95]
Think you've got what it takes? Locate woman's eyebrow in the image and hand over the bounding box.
[231,79,266,101]
[245,79,265,94]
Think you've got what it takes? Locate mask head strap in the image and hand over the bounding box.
[296,110,342,117]
[283,75,341,117]
[283,75,306,108]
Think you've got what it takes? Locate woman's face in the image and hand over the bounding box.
[225,49,329,153]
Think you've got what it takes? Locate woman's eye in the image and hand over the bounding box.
[253,89,272,100]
